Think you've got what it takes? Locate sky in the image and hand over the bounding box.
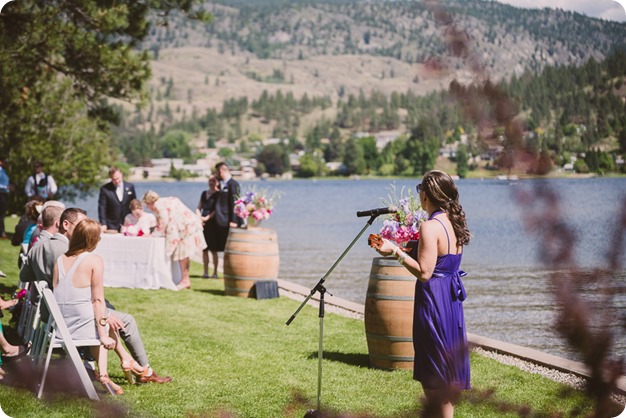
[495,0,626,22]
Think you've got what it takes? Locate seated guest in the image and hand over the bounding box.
[143,191,207,290]
[13,199,43,268]
[122,199,157,236]
[18,200,42,246]
[30,201,66,248]
[0,297,29,377]
[20,207,172,384]
[0,326,28,365]
[28,213,43,249]
[53,218,128,394]
[11,196,45,247]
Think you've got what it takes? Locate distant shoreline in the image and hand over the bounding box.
[127,171,619,183]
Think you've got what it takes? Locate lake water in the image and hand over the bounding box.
[69,177,626,361]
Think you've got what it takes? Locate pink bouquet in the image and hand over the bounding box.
[379,184,427,245]
[234,186,282,227]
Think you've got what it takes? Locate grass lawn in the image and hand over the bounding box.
[0,217,604,417]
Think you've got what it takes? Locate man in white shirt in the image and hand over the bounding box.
[24,161,57,200]
[98,166,137,232]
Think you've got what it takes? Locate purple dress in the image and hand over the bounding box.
[411,213,470,391]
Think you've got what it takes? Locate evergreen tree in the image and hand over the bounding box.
[257,144,288,175]
[404,119,439,175]
[343,138,366,175]
[456,144,469,178]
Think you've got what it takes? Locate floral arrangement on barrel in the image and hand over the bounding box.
[234,186,282,227]
[378,184,428,246]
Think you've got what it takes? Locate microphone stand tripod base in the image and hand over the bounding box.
[287,214,379,418]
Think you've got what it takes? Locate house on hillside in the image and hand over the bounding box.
[131,158,184,180]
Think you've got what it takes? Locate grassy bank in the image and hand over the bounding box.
[0,223,603,417]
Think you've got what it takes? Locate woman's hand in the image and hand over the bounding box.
[100,335,116,350]
[0,298,18,310]
[368,234,398,256]
[377,238,398,256]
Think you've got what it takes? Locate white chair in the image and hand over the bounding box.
[30,288,100,400]
[16,281,46,344]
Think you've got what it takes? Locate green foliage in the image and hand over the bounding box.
[218,147,234,158]
[0,79,112,204]
[343,137,366,175]
[456,144,469,178]
[0,0,208,210]
[161,130,192,160]
[574,158,590,174]
[357,136,380,174]
[404,120,440,176]
[297,152,326,178]
[169,163,195,181]
[256,144,288,175]
[585,148,615,174]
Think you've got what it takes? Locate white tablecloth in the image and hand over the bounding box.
[94,234,181,290]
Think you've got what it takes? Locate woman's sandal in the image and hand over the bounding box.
[99,374,124,395]
[1,343,30,363]
[120,359,148,384]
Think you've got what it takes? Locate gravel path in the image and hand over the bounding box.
[473,347,626,407]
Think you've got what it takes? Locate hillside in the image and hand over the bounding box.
[135,0,626,126]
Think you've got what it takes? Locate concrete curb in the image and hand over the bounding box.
[275,278,626,395]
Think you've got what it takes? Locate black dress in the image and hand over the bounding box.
[199,190,227,251]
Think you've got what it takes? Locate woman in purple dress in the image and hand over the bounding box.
[373,170,471,417]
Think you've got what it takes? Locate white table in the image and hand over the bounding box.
[94,234,181,290]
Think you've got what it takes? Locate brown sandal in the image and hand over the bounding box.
[99,374,124,395]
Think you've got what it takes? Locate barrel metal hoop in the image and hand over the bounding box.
[224,273,275,281]
[373,257,406,267]
[366,293,414,301]
[230,229,276,236]
[227,237,277,243]
[366,332,412,343]
[224,250,279,257]
[368,353,414,362]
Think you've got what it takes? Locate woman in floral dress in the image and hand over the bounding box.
[142,191,207,290]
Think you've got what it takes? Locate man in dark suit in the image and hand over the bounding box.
[213,162,243,251]
[98,166,137,232]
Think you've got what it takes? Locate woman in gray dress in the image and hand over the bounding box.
[53,218,145,395]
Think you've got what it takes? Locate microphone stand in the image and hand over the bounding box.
[286,213,379,417]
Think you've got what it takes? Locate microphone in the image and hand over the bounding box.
[356,206,397,217]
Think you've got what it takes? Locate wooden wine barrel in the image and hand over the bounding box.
[364,257,416,370]
[223,227,280,297]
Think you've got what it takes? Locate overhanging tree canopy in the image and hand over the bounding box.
[0,0,209,209]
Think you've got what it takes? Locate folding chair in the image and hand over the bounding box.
[31,288,100,400]
[16,281,46,344]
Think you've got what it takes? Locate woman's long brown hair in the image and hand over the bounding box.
[66,218,101,257]
[422,170,471,246]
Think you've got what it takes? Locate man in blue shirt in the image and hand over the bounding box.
[0,157,11,241]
